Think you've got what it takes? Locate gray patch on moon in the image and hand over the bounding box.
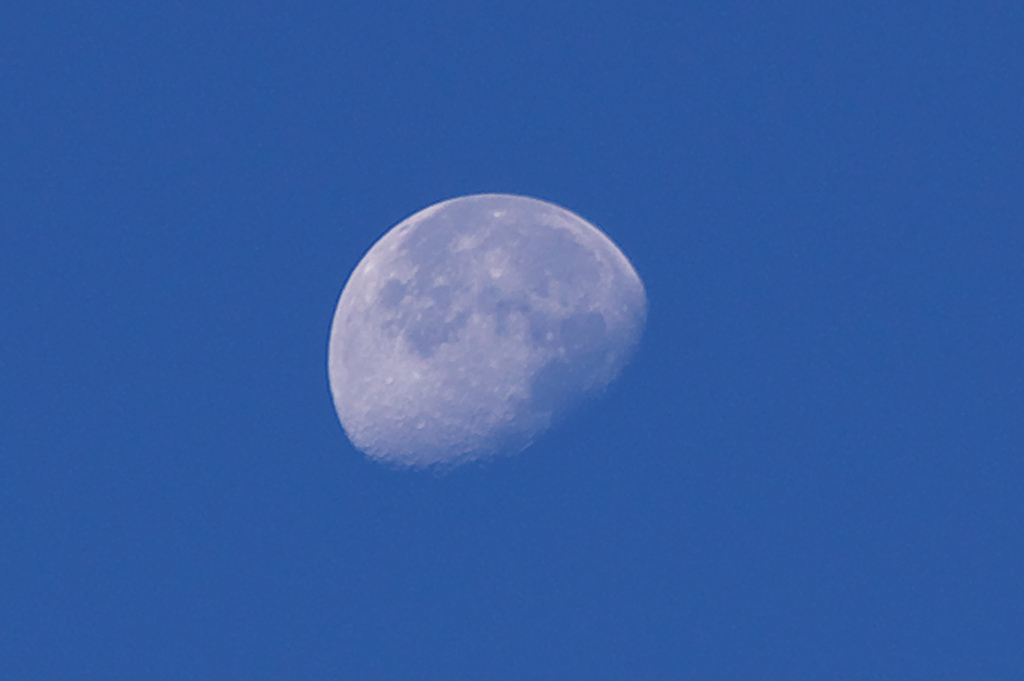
[328,194,647,468]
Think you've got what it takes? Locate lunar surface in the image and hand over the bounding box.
[328,194,647,467]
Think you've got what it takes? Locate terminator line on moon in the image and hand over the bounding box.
[328,194,647,468]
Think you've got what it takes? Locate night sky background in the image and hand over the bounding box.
[2,2,1023,679]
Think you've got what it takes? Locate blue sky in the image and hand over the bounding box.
[2,2,1022,679]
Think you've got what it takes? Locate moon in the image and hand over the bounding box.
[328,194,647,468]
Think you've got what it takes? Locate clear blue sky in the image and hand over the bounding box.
[2,2,1022,679]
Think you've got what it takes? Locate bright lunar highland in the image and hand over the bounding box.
[328,194,647,467]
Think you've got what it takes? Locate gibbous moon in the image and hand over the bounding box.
[328,194,646,468]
